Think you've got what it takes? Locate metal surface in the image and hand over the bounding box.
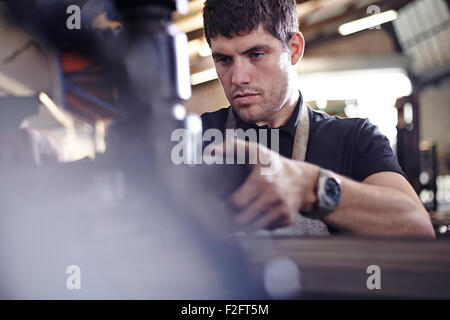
[242,236,450,299]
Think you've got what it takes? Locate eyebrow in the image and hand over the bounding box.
[241,45,272,55]
[212,44,273,60]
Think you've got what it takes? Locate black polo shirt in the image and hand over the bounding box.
[201,92,404,182]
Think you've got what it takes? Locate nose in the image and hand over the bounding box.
[231,57,251,86]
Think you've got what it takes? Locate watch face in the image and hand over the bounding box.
[325,177,341,204]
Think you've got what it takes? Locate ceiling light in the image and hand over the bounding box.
[338,10,398,36]
[38,92,74,130]
[190,68,217,86]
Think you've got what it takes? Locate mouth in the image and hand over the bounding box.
[233,92,260,99]
[233,93,260,104]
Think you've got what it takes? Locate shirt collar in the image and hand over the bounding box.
[232,90,303,138]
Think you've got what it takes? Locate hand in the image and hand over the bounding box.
[0,128,65,167]
[214,139,320,231]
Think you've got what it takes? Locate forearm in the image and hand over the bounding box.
[322,174,435,238]
[227,141,434,238]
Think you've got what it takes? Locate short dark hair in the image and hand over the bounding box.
[203,0,299,47]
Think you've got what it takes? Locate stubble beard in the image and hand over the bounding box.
[231,77,289,124]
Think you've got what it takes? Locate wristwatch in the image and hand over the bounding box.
[302,169,342,220]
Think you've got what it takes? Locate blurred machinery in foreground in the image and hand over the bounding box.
[0,0,261,299]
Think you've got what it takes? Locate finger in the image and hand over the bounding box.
[265,215,290,230]
[208,142,225,158]
[235,193,279,224]
[248,207,283,231]
[210,139,252,166]
[223,137,248,154]
[223,138,251,166]
[211,137,248,154]
[227,169,262,209]
[226,138,269,165]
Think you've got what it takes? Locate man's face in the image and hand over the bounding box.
[210,26,294,124]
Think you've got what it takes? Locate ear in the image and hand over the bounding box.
[289,32,305,65]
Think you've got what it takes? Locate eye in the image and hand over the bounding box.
[216,57,231,65]
[250,52,264,60]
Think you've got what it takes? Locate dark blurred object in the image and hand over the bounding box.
[396,94,442,213]
[2,1,102,53]
[430,211,450,238]
[1,0,127,121]
[62,52,125,121]
[396,94,421,192]
[115,0,188,13]
[446,152,450,172]
[0,0,263,299]
[419,140,439,211]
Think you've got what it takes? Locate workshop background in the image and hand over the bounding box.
[182,0,450,232]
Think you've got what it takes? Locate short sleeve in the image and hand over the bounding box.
[352,119,405,181]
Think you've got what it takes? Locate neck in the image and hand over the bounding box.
[256,89,300,128]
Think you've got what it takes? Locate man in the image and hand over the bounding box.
[200,0,434,237]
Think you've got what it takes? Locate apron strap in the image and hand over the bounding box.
[291,101,310,161]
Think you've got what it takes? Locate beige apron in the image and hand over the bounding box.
[225,102,330,236]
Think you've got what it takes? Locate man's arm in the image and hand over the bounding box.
[322,171,435,238]
[225,140,435,238]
